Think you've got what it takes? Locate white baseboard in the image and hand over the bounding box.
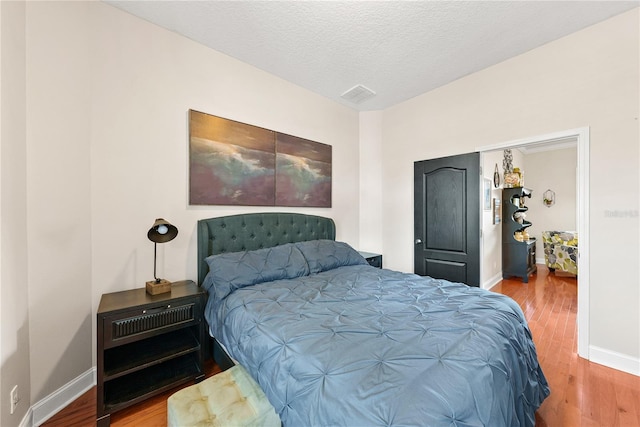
[589,345,640,377]
[19,408,32,427]
[30,367,95,426]
[483,272,503,290]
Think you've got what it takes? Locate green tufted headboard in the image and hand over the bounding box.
[197,212,336,285]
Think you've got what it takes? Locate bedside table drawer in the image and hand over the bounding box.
[103,302,197,347]
[358,251,383,269]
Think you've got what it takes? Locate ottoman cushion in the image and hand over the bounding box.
[167,365,280,427]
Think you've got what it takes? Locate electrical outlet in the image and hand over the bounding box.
[10,385,19,415]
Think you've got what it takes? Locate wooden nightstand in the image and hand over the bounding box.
[359,251,383,268]
[96,280,206,426]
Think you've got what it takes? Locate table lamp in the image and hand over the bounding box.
[146,218,178,295]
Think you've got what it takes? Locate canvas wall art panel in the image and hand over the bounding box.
[189,110,332,207]
[189,110,276,206]
[275,133,332,207]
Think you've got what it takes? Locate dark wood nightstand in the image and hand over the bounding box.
[359,251,383,268]
[96,280,206,426]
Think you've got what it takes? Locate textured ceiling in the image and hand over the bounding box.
[104,1,639,111]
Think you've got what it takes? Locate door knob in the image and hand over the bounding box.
[415,239,422,244]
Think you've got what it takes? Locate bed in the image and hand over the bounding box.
[198,212,549,427]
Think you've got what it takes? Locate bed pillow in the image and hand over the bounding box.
[203,243,310,300]
[295,240,367,274]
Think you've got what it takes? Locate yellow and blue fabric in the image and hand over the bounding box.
[542,231,578,275]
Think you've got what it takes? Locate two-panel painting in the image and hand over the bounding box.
[189,110,332,207]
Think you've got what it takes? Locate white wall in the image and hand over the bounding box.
[358,111,383,254]
[26,1,94,405]
[481,150,503,288]
[1,1,31,425]
[382,9,639,364]
[87,2,359,295]
[19,0,361,411]
[524,146,577,260]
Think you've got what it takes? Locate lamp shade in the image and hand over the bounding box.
[147,218,178,243]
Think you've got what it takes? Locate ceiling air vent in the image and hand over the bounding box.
[341,84,376,104]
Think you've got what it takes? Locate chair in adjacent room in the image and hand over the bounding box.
[542,231,578,276]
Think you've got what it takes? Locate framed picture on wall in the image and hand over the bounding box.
[483,178,491,210]
[188,110,332,207]
[493,198,501,224]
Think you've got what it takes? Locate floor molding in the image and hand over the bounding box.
[18,407,32,427]
[589,345,640,377]
[482,272,503,290]
[31,368,96,426]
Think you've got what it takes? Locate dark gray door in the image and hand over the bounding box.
[414,152,480,287]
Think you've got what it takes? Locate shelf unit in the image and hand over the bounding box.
[96,281,206,426]
[502,187,537,283]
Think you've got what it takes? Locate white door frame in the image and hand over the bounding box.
[476,127,590,359]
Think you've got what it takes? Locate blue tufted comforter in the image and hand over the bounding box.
[204,245,548,427]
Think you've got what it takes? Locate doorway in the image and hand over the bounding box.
[476,127,589,358]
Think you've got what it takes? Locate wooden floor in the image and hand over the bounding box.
[495,267,640,427]
[42,265,639,427]
[41,358,221,427]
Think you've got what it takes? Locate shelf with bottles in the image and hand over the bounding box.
[502,187,534,243]
[513,229,533,242]
[509,187,532,208]
[512,211,531,227]
[502,186,537,282]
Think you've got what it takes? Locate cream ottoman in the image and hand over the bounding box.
[167,365,280,427]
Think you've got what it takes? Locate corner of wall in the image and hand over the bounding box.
[358,111,384,253]
[1,1,32,426]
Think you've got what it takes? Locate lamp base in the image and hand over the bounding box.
[146,279,172,295]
